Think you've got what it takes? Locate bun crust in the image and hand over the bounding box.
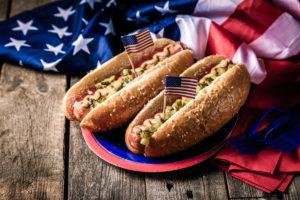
[80,50,194,131]
[63,38,178,121]
[125,55,251,157]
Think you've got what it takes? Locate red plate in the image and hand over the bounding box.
[82,116,237,172]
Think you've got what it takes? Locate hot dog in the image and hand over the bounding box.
[125,55,251,157]
[63,38,194,131]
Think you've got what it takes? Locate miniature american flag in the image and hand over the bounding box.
[164,76,198,99]
[121,29,153,54]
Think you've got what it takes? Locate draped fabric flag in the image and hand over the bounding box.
[0,0,300,192]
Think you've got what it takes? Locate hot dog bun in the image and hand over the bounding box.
[81,49,193,131]
[125,55,251,157]
[63,38,194,131]
[63,38,174,121]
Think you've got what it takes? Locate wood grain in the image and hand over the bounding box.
[145,162,228,200]
[68,78,146,200]
[283,175,300,200]
[0,0,9,21]
[225,173,282,199]
[0,0,66,199]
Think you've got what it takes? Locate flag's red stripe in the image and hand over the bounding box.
[126,42,154,53]
[181,80,198,83]
[137,33,152,41]
[166,87,197,92]
[125,41,154,52]
[165,91,196,98]
[136,30,150,38]
[171,85,197,90]
[180,85,197,89]
[137,29,150,36]
[181,82,198,86]
[221,0,283,43]
[181,78,198,81]
[125,40,153,51]
[206,22,241,59]
[126,44,153,53]
[165,90,196,96]
[125,38,153,49]
[137,33,152,40]
[165,88,196,93]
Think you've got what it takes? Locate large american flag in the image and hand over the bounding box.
[121,29,154,54]
[164,76,198,99]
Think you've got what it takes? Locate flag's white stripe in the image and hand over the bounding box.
[126,44,153,53]
[126,42,153,49]
[137,32,152,40]
[137,30,150,37]
[174,14,268,84]
[181,81,198,84]
[166,87,196,92]
[125,44,153,53]
[125,40,153,50]
[232,43,266,84]
[175,15,211,59]
[192,0,243,24]
[181,84,197,88]
[273,0,300,20]
[125,38,153,48]
[181,83,197,87]
[165,91,196,96]
[249,13,300,59]
[165,89,196,95]
[181,78,198,82]
[165,91,196,98]
[125,41,153,52]
[137,35,152,43]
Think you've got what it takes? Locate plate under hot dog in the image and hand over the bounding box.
[81,115,237,172]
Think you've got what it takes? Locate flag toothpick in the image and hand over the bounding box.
[121,29,154,78]
[163,76,198,114]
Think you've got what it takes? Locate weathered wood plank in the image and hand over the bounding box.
[68,78,146,200]
[145,162,228,200]
[283,175,300,200]
[231,197,281,200]
[0,0,10,70]
[0,0,66,199]
[0,0,9,21]
[225,173,282,199]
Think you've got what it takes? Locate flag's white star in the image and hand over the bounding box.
[12,20,38,36]
[154,1,177,15]
[72,34,94,55]
[44,43,65,56]
[99,19,115,35]
[40,59,61,72]
[54,6,75,21]
[127,11,140,21]
[96,60,101,68]
[48,25,72,39]
[19,60,23,66]
[157,28,164,38]
[82,18,88,25]
[127,11,148,23]
[106,0,116,7]
[4,37,31,51]
[80,0,101,9]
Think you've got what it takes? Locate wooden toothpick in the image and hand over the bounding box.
[126,53,138,78]
[163,94,167,116]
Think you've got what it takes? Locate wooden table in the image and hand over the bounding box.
[0,1,299,199]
